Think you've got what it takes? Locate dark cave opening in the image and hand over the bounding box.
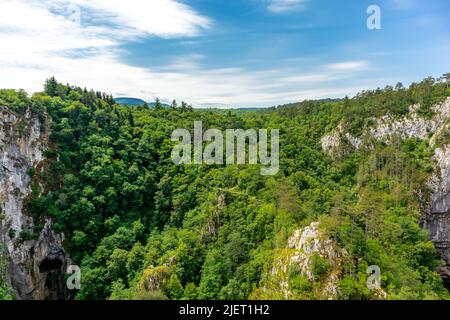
[39,257,63,273]
[444,279,450,292]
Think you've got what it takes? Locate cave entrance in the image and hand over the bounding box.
[444,279,450,292]
[39,257,63,273]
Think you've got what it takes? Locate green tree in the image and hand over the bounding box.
[165,274,184,300]
[154,98,162,110]
[44,77,58,97]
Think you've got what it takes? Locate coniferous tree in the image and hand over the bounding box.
[155,98,162,110]
[128,111,135,127]
[181,101,188,112]
[44,76,58,97]
[395,82,404,91]
[442,73,450,88]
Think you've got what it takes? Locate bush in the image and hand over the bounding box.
[8,228,16,239]
[311,254,331,281]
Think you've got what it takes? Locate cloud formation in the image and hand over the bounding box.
[0,0,377,107]
[266,0,309,14]
[325,61,370,72]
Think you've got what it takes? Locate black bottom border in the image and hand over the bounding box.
[1,300,446,319]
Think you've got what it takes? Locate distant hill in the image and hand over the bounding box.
[115,97,147,106]
[276,98,341,109]
[115,97,171,108]
[117,98,264,110]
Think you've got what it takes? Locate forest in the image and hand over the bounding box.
[1,74,450,300]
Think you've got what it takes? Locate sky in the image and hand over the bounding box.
[0,0,449,108]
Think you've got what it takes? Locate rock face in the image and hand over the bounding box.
[269,222,345,300]
[320,125,345,160]
[201,191,225,242]
[0,106,67,299]
[370,99,450,143]
[426,144,450,288]
[140,266,170,291]
[321,97,450,158]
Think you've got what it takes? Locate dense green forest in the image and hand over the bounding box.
[1,74,450,300]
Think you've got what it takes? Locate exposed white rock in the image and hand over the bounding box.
[269,222,344,300]
[321,124,362,160]
[321,97,450,158]
[370,98,450,143]
[0,108,43,250]
[428,144,450,214]
[425,144,450,286]
[286,223,339,281]
[0,106,67,299]
[321,125,343,154]
[345,132,363,149]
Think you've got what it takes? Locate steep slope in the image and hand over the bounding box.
[427,145,450,287]
[321,97,450,289]
[251,222,348,300]
[0,105,67,299]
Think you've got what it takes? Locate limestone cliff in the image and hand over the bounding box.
[425,144,450,287]
[321,98,450,159]
[0,106,67,299]
[254,222,346,300]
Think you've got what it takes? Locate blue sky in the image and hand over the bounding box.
[0,0,449,107]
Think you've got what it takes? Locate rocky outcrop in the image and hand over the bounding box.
[321,97,450,158]
[0,106,67,299]
[320,125,345,160]
[425,144,450,288]
[370,99,450,143]
[201,191,225,242]
[320,124,362,160]
[140,266,170,291]
[265,222,345,300]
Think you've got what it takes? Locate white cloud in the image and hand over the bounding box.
[0,49,376,107]
[324,61,370,72]
[64,0,211,38]
[0,0,378,107]
[280,74,337,83]
[266,0,309,14]
[0,0,212,96]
